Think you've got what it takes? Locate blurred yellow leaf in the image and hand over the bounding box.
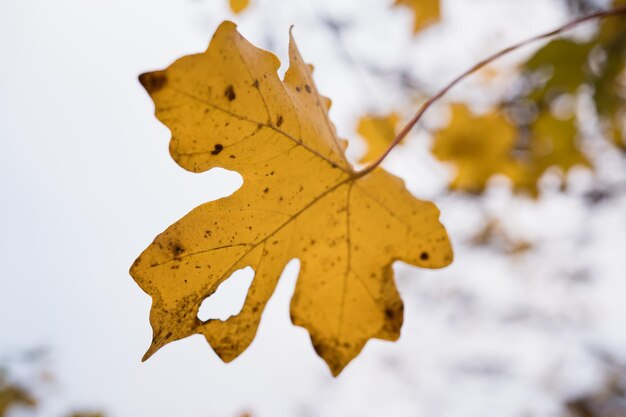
[229,0,250,14]
[394,0,440,34]
[132,21,452,376]
[356,113,400,164]
[0,379,36,417]
[432,104,518,193]
[432,103,592,196]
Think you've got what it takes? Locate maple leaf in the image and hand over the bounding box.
[432,104,519,193]
[356,113,400,164]
[393,0,441,34]
[131,22,452,376]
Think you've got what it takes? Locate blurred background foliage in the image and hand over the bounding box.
[359,0,626,198]
[0,350,104,417]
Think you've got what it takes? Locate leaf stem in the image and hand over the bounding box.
[355,5,626,178]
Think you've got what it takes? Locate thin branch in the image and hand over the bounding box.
[355,5,626,178]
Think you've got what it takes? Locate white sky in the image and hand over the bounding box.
[1,0,625,416]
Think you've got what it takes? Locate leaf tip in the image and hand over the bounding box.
[329,366,343,378]
[129,254,143,276]
[216,20,238,35]
[141,339,161,362]
[143,328,181,362]
[309,338,352,377]
[138,70,168,95]
[287,25,299,55]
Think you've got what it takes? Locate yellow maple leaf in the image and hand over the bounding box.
[356,113,400,164]
[229,0,250,14]
[432,104,519,193]
[131,22,452,376]
[394,0,441,34]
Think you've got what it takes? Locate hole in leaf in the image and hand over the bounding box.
[197,266,255,322]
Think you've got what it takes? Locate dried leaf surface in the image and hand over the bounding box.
[131,22,452,375]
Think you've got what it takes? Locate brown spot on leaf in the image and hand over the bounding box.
[211,144,224,155]
[224,85,236,101]
[305,84,312,93]
[170,243,185,258]
[420,251,429,261]
[276,115,283,127]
